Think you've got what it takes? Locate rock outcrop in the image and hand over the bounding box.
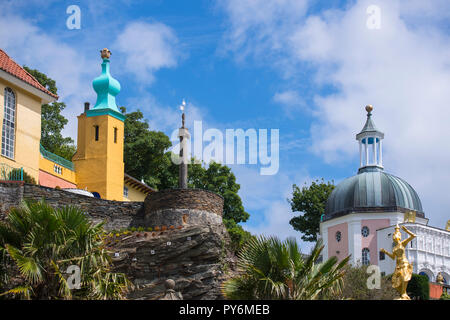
[109,223,236,300]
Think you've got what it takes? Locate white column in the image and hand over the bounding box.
[379,139,383,166]
[348,220,362,265]
[373,138,377,165]
[359,140,362,167]
[365,139,369,166]
[321,224,328,261]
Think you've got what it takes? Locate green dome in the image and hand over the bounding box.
[324,167,424,221]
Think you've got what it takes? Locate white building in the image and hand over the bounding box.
[319,105,450,284]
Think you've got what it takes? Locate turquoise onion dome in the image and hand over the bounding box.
[86,48,125,121]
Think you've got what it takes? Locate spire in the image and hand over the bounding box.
[86,48,125,121]
[356,105,384,173]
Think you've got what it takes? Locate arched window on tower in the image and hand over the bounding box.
[362,248,370,265]
[2,88,16,159]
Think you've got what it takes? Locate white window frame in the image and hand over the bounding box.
[2,88,16,159]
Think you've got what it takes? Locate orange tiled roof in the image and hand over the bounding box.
[0,49,58,99]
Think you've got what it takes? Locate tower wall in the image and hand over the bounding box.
[72,113,124,200]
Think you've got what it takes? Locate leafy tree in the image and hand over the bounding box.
[23,66,76,161]
[407,274,430,300]
[222,236,349,300]
[289,179,335,242]
[335,265,397,300]
[0,200,131,299]
[120,107,172,188]
[223,219,254,253]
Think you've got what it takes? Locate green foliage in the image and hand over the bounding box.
[8,169,36,184]
[407,274,430,300]
[440,291,450,300]
[223,219,254,253]
[120,107,172,189]
[23,66,76,161]
[289,179,335,242]
[222,236,349,300]
[335,265,397,300]
[0,200,132,299]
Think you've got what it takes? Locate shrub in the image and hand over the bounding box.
[407,274,430,300]
[0,200,132,299]
[335,265,397,300]
[440,292,450,300]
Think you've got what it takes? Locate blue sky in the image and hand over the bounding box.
[1,0,450,250]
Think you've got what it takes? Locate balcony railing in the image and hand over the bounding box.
[0,163,23,181]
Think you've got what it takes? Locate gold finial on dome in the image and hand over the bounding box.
[100,48,111,59]
[365,104,373,114]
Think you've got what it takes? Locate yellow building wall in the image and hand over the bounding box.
[123,182,149,202]
[72,113,124,200]
[39,156,77,184]
[0,78,42,182]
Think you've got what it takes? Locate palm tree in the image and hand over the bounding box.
[222,236,349,300]
[0,200,132,299]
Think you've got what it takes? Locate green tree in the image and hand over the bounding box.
[120,107,172,188]
[289,179,335,242]
[407,274,430,300]
[0,200,131,299]
[222,236,349,300]
[23,66,76,161]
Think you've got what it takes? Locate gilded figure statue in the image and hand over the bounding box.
[380,224,416,300]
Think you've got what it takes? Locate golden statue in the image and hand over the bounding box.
[380,224,416,300]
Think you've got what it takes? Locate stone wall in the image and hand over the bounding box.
[144,189,224,228]
[0,182,24,220]
[145,189,224,216]
[110,223,236,300]
[0,182,144,230]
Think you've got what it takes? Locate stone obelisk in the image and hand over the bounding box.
[178,100,190,189]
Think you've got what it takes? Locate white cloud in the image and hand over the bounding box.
[114,21,180,83]
[221,0,450,229]
[233,164,315,250]
[273,90,308,116]
[0,13,97,141]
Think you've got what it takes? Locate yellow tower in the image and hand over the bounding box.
[73,49,125,200]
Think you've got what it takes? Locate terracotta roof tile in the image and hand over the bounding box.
[0,49,58,99]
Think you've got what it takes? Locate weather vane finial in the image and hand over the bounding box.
[180,99,186,128]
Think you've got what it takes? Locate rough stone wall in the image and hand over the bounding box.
[0,182,144,230]
[0,182,24,220]
[145,189,224,216]
[145,208,223,229]
[110,223,237,300]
